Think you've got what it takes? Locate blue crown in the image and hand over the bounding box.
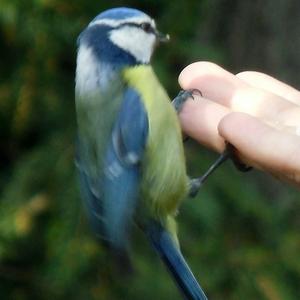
[92,7,148,22]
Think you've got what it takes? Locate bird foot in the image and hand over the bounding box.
[172,89,202,113]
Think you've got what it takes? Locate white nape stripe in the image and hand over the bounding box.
[76,44,118,95]
[76,45,100,94]
[75,45,108,94]
[89,16,156,29]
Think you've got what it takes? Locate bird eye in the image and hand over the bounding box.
[140,22,152,33]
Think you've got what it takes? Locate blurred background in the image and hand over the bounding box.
[0,0,299,299]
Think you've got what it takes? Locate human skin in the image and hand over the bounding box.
[178,61,300,187]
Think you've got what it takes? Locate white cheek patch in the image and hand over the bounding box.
[109,26,156,63]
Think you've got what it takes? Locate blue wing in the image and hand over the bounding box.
[102,88,148,249]
[77,87,148,250]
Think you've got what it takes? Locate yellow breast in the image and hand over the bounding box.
[123,66,189,220]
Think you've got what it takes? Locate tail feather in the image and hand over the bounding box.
[146,221,208,300]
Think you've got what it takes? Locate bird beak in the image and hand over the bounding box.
[155,31,170,43]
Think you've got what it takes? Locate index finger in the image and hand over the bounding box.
[179,62,297,121]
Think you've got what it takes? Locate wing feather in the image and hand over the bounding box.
[77,87,148,249]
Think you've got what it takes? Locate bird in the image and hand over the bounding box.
[75,7,207,300]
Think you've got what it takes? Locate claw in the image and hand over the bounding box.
[188,88,203,98]
[226,143,252,172]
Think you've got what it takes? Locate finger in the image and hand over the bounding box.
[236,71,300,106]
[218,112,300,185]
[178,95,230,152]
[178,61,246,103]
[179,62,297,121]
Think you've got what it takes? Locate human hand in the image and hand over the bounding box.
[178,62,300,187]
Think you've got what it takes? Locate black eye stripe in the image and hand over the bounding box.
[140,22,152,32]
[118,22,155,34]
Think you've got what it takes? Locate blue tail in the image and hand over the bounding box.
[146,221,208,300]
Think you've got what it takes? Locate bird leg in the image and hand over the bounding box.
[173,89,252,196]
[189,143,252,197]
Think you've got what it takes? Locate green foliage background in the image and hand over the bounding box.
[0,0,299,299]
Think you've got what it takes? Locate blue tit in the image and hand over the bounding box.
[75,7,207,300]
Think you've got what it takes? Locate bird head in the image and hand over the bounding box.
[77,7,169,67]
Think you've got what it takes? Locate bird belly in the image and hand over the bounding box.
[141,106,189,220]
[122,65,189,221]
